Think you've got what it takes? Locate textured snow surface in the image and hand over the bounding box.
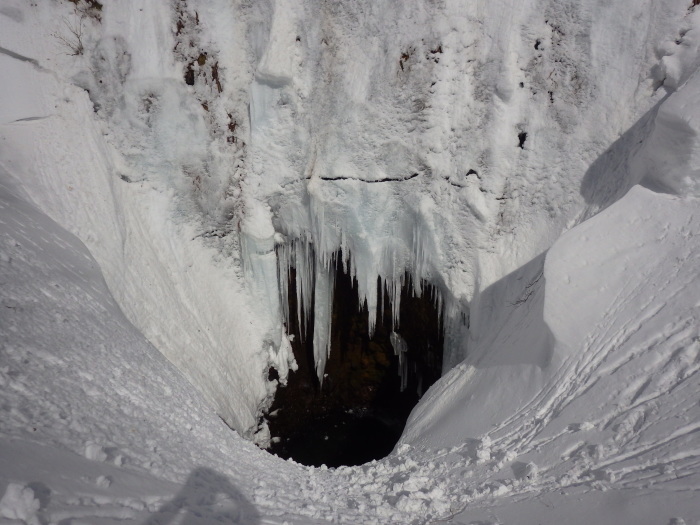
[1,0,700,523]
[0,182,325,524]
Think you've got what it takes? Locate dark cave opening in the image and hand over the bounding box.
[267,259,444,468]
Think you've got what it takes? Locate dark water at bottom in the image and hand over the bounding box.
[271,410,403,468]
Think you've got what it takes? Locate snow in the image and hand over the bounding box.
[1,0,700,523]
[0,483,41,525]
[0,0,282,436]
[635,68,700,196]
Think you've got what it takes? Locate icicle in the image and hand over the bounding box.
[276,243,291,328]
[330,252,338,299]
[365,303,374,337]
[391,275,402,330]
[390,331,409,392]
[366,278,378,337]
[364,297,377,339]
[294,242,305,339]
[412,224,421,297]
[292,240,315,341]
[313,259,335,383]
[379,276,386,328]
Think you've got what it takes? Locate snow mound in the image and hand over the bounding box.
[0,484,40,525]
[1,1,700,523]
[636,68,700,196]
[400,185,699,523]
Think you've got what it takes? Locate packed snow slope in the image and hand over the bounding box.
[1,0,700,524]
[0,179,335,525]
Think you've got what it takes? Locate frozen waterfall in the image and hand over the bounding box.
[269,222,467,383]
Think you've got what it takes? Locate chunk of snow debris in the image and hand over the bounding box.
[252,420,272,448]
[95,475,111,488]
[476,448,491,463]
[0,484,40,525]
[84,442,107,462]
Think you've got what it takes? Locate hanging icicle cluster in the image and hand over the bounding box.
[275,234,453,384]
[276,239,336,381]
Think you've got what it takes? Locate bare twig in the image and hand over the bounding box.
[53,12,86,56]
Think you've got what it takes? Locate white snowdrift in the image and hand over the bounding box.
[636,69,700,196]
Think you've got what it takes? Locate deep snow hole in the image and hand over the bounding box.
[267,260,444,467]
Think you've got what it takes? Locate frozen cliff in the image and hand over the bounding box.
[1,0,699,523]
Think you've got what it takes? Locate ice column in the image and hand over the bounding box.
[240,201,298,386]
[293,241,315,340]
[313,261,335,383]
[390,331,409,392]
[240,203,280,329]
